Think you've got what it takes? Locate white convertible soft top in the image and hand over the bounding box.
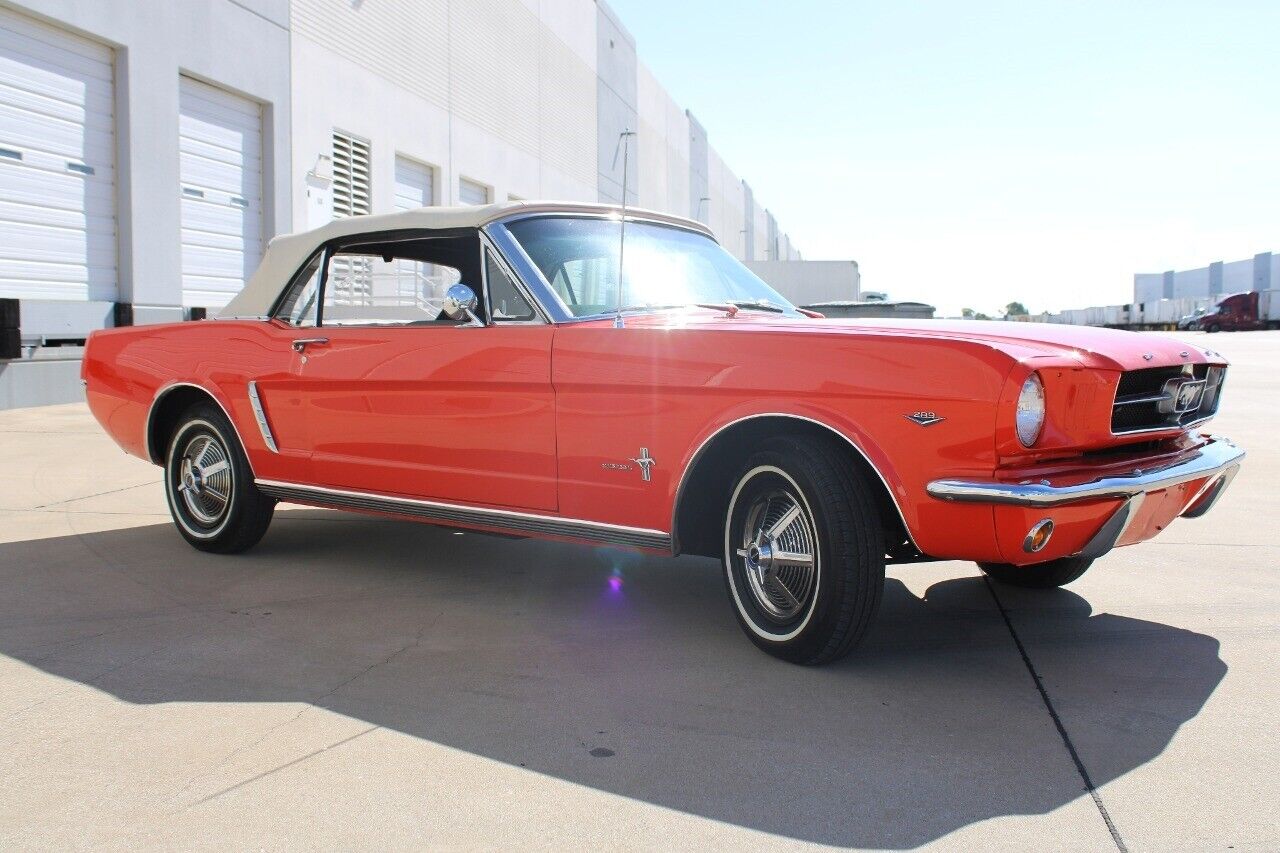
[219,200,711,318]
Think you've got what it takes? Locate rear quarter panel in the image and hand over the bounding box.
[83,321,305,481]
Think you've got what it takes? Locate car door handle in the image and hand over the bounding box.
[291,337,329,352]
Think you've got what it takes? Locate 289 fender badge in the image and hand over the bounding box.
[905,412,945,427]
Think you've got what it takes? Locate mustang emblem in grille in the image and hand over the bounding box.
[1173,379,1206,414]
[1157,376,1207,416]
[905,412,946,427]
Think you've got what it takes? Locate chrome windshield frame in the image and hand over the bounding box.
[482,210,779,325]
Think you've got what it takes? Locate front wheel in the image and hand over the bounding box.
[978,556,1094,589]
[1205,322,1221,333]
[723,435,885,665]
[164,402,275,553]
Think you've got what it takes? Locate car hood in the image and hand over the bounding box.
[617,312,1224,371]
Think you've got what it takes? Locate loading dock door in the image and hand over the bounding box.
[0,6,117,301]
[179,75,263,309]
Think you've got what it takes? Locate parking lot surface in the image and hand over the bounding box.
[0,330,1276,850]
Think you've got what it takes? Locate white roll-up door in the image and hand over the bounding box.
[459,177,489,205]
[179,76,263,309]
[0,6,116,301]
[392,156,448,306]
[393,156,433,211]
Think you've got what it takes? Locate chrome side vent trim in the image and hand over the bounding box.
[254,479,672,550]
[246,381,278,453]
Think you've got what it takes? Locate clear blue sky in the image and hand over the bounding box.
[606,0,1279,316]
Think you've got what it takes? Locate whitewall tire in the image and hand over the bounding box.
[722,435,885,664]
[163,402,275,553]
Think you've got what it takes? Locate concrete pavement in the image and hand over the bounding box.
[0,330,1275,850]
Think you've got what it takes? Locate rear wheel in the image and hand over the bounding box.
[1205,322,1221,333]
[163,402,275,553]
[978,556,1094,589]
[722,435,884,665]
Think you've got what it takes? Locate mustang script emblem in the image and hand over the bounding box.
[905,412,945,427]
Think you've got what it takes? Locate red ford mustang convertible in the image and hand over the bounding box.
[83,202,1244,663]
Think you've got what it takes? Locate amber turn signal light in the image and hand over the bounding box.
[1023,519,1054,553]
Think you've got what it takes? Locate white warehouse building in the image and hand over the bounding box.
[1134,252,1276,304]
[0,0,805,408]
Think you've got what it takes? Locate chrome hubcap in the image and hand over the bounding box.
[735,489,816,621]
[176,433,232,526]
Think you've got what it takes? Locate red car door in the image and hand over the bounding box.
[271,234,558,511]
[297,323,557,510]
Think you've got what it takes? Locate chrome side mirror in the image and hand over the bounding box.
[442,283,483,326]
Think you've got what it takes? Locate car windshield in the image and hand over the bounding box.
[505,216,799,318]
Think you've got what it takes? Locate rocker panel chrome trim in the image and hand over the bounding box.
[255,479,671,550]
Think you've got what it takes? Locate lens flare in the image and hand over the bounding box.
[596,547,639,600]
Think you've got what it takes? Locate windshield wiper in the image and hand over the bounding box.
[728,299,785,313]
[613,303,688,314]
[609,301,785,317]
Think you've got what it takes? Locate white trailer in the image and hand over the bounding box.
[1262,290,1280,324]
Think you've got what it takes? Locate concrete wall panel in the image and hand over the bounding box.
[687,111,708,223]
[1222,257,1252,295]
[595,1,636,204]
[1172,266,1210,299]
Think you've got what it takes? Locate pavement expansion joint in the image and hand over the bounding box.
[984,575,1128,853]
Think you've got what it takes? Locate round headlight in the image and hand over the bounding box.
[1016,373,1045,447]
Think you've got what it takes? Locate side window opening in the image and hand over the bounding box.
[283,232,479,327]
[273,233,544,328]
[321,246,462,326]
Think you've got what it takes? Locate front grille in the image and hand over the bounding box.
[1111,365,1225,433]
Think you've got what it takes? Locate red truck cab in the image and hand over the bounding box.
[1198,292,1261,332]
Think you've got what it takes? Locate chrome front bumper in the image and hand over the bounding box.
[926,436,1245,510]
[928,436,1244,560]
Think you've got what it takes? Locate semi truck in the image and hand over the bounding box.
[1192,291,1280,332]
[1044,291,1279,332]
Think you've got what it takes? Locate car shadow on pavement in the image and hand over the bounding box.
[0,510,1226,848]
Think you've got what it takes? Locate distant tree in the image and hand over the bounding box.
[973,312,992,320]
[961,308,975,319]
[1004,301,1030,318]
